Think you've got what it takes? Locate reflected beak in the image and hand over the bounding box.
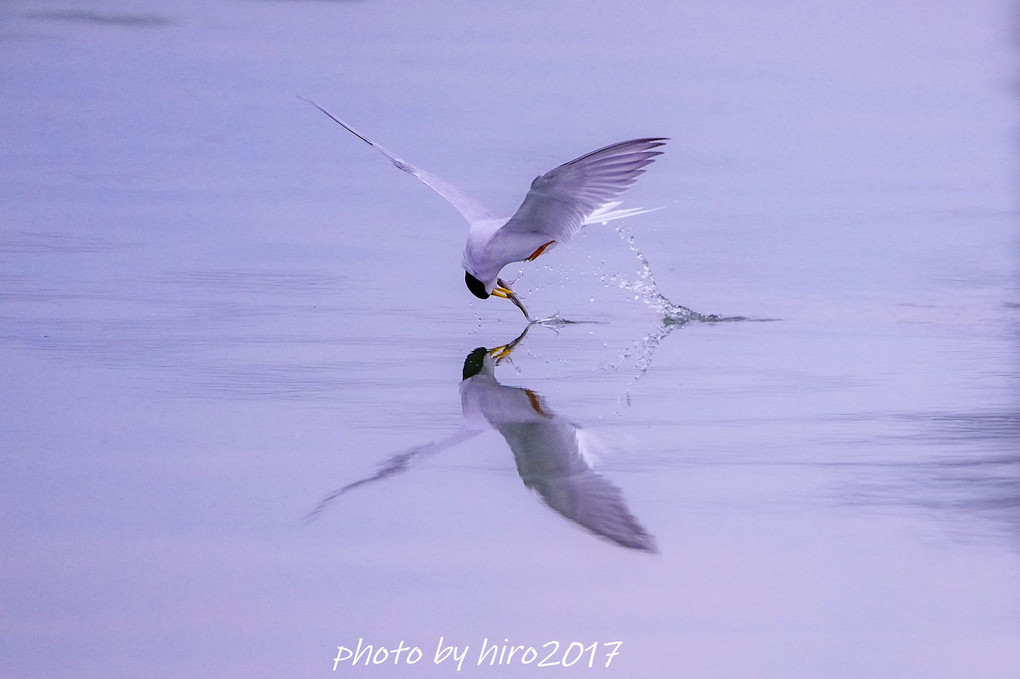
[492,278,531,320]
[487,325,532,364]
[488,344,514,361]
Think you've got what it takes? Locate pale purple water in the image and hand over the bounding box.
[2,1,1018,677]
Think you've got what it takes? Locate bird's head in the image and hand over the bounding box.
[464,272,531,319]
[462,347,490,380]
[465,271,490,299]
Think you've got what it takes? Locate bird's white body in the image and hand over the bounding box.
[461,217,513,284]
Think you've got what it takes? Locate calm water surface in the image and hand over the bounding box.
[2,1,1018,677]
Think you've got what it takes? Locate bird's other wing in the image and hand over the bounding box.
[302,98,496,225]
[499,418,658,552]
[496,138,667,246]
[304,426,481,522]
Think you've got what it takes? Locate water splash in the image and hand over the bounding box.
[602,224,726,403]
[602,224,711,325]
[509,224,746,402]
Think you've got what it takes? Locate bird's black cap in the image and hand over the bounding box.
[462,347,488,380]
[465,272,489,299]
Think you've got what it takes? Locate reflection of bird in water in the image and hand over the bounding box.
[303,98,666,320]
[310,327,657,552]
[462,332,658,552]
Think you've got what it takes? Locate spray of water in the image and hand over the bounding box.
[602,224,712,324]
[503,223,747,403]
[600,224,728,402]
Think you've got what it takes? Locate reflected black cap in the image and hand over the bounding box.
[462,347,488,380]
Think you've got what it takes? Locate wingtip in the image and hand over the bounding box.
[601,527,659,552]
[631,538,660,554]
[629,137,669,147]
[299,97,376,148]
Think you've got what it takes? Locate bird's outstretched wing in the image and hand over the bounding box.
[302,98,496,225]
[499,418,658,552]
[305,426,481,522]
[494,138,667,247]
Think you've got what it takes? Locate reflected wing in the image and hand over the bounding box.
[493,138,667,247]
[302,98,496,225]
[305,426,481,522]
[499,419,657,552]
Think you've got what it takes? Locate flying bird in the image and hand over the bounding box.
[303,99,667,318]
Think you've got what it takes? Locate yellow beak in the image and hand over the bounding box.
[487,325,532,362]
[491,286,514,299]
[488,344,514,361]
[492,278,531,320]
